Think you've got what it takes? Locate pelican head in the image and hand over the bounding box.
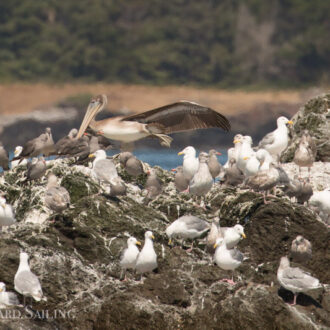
[77,94,108,138]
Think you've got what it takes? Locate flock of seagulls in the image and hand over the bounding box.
[0,94,328,309]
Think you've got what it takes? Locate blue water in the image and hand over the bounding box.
[6,149,228,171]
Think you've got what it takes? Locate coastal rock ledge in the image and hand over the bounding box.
[0,157,329,330]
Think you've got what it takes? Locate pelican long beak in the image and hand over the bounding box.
[136,241,141,245]
[287,120,293,125]
[242,233,246,239]
[178,151,184,155]
[77,96,106,138]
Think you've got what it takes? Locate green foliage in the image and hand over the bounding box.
[0,0,329,86]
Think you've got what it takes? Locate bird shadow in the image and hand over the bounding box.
[278,287,323,308]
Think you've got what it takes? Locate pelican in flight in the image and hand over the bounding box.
[77,95,231,148]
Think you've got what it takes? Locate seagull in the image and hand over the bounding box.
[223,147,235,169]
[256,149,273,171]
[309,189,330,224]
[45,174,71,213]
[11,146,28,169]
[293,130,317,178]
[119,152,144,177]
[258,116,293,162]
[242,154,260,177]
[89,150,118,186]
[109,177,126,197]
[145,169,162,200]
[236,135,255,173]
[166,215,210,251]
[0,142,9,171]
[208,149,223,181]
[277,256,322,305]
[120,237,141,281]
[14,252,47,305]
[135,231,158,277]
[206,218,221,253]
[54,128,78,155]
[223,157,244,186]
[26,157,47,182]
[0,197,16,231]
[178,146,199,181]
[290,236,312,263]
[189,152,213,198]
[171,166,189,192]
[77,95,230,149]
[214,235,244,285]
[233,134,244,162]
[0,282,20,307]
[14,127,55,161]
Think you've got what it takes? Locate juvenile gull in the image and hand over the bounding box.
[119,152,144,177]
[293,130,316,178]
[0,282,20,307]
[14,127,55,161]
[277,256,322,305]
[178,146,199,181]
[145,169,162,199]
[136,231,157,276]
[14,252,47,305]
[26,157,47,181]
[0,142,9,170]
[214,235,244,285]
[236,135,254,173]
[109,177,126,197]
[11,146,27,169]
[166,215,210,251]
[0,197,16,231]
[290,236,312,263]
[172,166,189,192]
[89,150,118,186]
[189,152,213,199]
[45,174,71,213]
[258,116,293,162]
[284,177,313,205]
[120,237,141,281]
[208,149,223,181]
[206,218,221,253]
[223,158,244,186]
[54,128,78,155]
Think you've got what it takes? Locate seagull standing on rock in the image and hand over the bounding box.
[0,282,20,307]
[171,166,189,192]
[258,116,293,163]
[277,256,322,305]
[145,169,162,200]
[178,146,199,182]
[135,231,158,278]
[0,196,16,231]
[208,149,223,181]
[14,252,47,305]
[120,237,141,281]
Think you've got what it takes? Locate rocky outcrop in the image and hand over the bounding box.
[0,158,329,329]
[282,94,330,162]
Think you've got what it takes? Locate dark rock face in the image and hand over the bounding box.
[0,159,329,329]
[282,94,330,162]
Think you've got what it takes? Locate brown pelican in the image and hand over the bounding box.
[77,95,231,148]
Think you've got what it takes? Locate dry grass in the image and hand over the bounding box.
[0,83,310,116]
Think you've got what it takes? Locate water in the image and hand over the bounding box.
[6,149,228,171]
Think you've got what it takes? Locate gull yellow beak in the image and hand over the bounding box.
[168,238,172,245]
[88,154,95,158]
[178,151,183,156]
[0,288,2,292]
[136,241,141,245]
[287,120,293,125]
[243,156,249,160]
[152,235,155,239]
[233,139,240,144]
[213,243,218,249]
[242,233,246,239]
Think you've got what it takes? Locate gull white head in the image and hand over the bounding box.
[178,146,196,158]
[233,134,243,144]
[127,237,141,247]
[242,135,253,146]
[233,225,246,238]
[14,146,23,157]
[145,231,155,240]
[0,282,6,292]
[277,116,293,128]
[89,149,107,160]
